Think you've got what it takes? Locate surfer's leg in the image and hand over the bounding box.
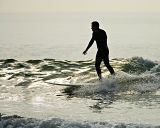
[103,54,115,75]
[95,52,102,79]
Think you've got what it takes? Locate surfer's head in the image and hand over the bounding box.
[91,21,99,32]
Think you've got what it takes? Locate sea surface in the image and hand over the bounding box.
[0,13,160,128]
[0,12,160,60]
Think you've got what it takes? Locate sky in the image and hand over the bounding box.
[0,0,160,13]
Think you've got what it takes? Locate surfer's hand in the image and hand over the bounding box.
[83,50,87,55]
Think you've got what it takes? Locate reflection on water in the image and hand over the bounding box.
[0,57,160,125]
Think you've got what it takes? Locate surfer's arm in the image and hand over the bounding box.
[83,36,94,55]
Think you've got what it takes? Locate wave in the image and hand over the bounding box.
[0,57,159,92]
[0,114,159,128]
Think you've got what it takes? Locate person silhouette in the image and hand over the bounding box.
[83,21,115,80]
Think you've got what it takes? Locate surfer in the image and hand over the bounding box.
[83,21,115,80]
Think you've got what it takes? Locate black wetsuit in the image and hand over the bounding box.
[89,29,115,76]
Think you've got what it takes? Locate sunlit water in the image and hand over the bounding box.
[0,57,160,127]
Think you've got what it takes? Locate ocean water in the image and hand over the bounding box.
[0,12,160,60]
[0,13,160,128]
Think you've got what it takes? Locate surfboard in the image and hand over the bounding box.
[45,82,96,87]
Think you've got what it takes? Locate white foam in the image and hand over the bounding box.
[74,78,117,97]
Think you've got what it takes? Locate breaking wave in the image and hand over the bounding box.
[0,115,159,128]
[0,57,159,93]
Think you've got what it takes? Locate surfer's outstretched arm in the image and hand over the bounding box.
[83,37,94,55]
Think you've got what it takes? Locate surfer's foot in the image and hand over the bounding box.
[109,72,116,79]
[111,72,115,75]
[98,74,102,81]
